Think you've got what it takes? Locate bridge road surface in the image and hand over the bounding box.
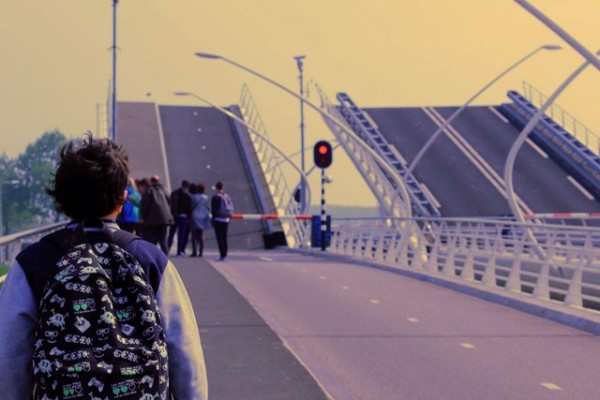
[174,252,329,400]
[205,249,600,400]
[364,106,600,217]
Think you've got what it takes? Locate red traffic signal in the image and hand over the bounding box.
[313,140,332,169]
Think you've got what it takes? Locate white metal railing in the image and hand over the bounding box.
[522,81,600,155]
[239,84,309,247]
[329,217,600,312]
[316,85,410,220]
[0,222,65,267]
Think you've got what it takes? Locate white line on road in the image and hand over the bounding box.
[526,139,548,159]
[459,343,476,349]
[319,275,327,280]
[540,382,562,391]
[407,317,419,323]
[341,286,351,290]
[259,256,273,262]
[301,268,308,272]
[422,107,533,215]
[369,299,380,304]
[567,176,595,200]
[488,106,509,123]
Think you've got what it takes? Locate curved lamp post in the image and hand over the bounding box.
[173,91,312,215]
[503,50,599,263]
[515,0,600,72]
[408,44,562,173]
[505,51,600,226]
[194,51,414,218]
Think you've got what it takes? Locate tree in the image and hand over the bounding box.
[5,130,68,232]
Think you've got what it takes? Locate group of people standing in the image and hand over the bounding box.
[117,176,234,260]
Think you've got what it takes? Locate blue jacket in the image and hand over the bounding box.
[0,221,208,399]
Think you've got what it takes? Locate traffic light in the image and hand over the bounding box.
[313,140,332,169]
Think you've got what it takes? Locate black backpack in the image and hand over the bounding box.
[33,221,169,399]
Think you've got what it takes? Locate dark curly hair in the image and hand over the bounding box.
[46,133,129,219]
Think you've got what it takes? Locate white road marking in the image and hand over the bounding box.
[422,107,533,215]
[369,299,380,304]
[259,256,273,262]
[526,139,548,159]
[342,286,351,290]
[319,275,327,280]
[488,106,509,123]
[459,342,476,349]
[301,268,308,272]
[567,176,595,200]
[540,382,562,391]
[407,317,419,323]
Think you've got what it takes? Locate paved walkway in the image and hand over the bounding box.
[172,252,329,400]
[209,249,600,400]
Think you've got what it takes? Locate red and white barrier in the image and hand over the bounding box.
[230,213,313,221]
[522,212,600,219]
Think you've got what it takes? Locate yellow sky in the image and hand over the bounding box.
[1,1,599,206]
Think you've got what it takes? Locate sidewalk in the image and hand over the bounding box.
[172,253,329,400]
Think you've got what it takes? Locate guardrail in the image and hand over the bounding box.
[329,217,600,312]
[239,84,309,247]
[0,222,65,267]
[500,90,600,200]
[336,92,441,218]
[522,81,600,155]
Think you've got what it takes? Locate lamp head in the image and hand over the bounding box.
[542,44,562,51]
[195,52,222,60]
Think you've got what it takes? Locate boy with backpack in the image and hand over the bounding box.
[0,135,207,399]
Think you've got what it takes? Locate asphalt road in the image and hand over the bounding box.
[159,105,266,250]
[364,105,600,217]
[173,252,329,400]
[212,249,600,400]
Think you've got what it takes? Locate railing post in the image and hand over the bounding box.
[533,258,551,301]
[506,242,525,292]
[565,261,584,308]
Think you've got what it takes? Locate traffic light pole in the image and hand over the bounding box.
[320,168,327,251]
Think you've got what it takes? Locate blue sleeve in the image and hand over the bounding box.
[156,261,208,400]
[0,261,37,399]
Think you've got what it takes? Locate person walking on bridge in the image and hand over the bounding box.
[168,180,192,257]
[140,175,174,255]
[211,181,234,261]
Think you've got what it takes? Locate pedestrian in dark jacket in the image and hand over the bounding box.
[168,180,192,256]
[140,175,174,255]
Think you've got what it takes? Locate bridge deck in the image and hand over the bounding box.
[176,253,328,400]
[186,250,600,400]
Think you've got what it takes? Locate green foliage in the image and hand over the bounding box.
[2,130,68,233]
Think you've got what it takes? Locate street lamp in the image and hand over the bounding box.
[408,44,562,173]
[0,180,19,237]
[515,0,600,72]
[294,55,307,213]
[173,91,312,214]
[194,51,414,218]
[111,0,119,141]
